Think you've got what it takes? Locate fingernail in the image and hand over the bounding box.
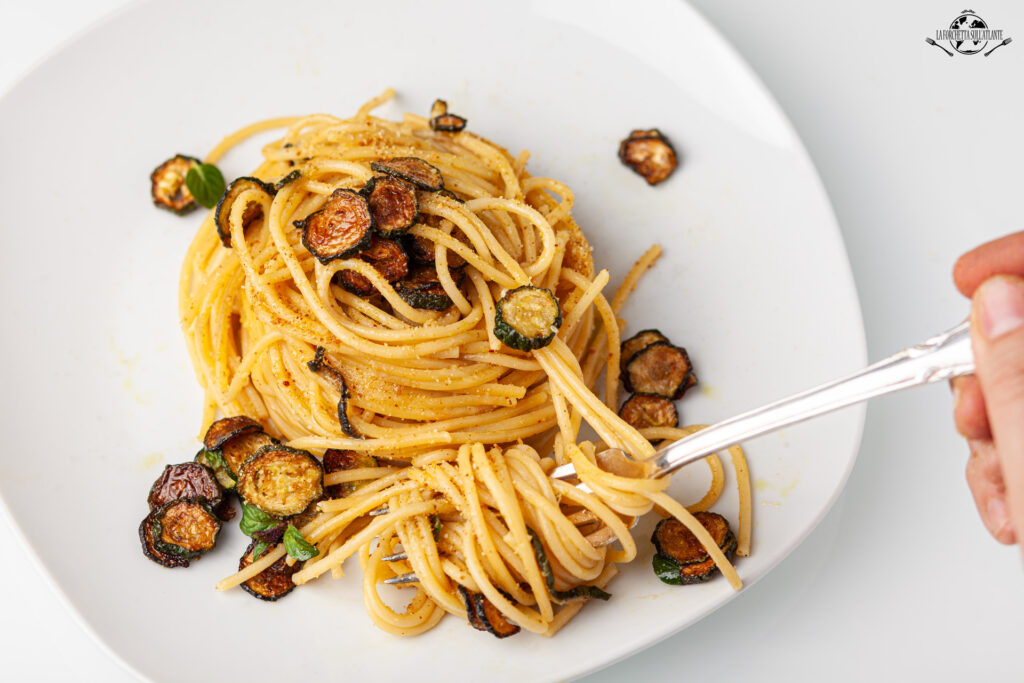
[988,497,1010,534]
[977,277,1024,339]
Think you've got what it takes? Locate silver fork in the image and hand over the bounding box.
[383,321,974,584]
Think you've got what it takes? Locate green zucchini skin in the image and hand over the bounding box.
[215,176,276,248]
[274,170,302,190]
[151,499,222,559]
[150,154,201,215]
[306,347,359,438]
[493,286,562,351]
[237,444,324,518]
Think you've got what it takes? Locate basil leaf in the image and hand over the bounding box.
[240,504,278,537]
[283,524,319,561]
[184,162,226,209]
[431,514,442,542]
[251,541,270,562]
[651,554,683,585]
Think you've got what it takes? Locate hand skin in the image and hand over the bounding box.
[951,230,1024,557]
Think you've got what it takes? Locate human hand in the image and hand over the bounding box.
[952,231,1024,557]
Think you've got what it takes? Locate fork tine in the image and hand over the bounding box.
[383,571,419,585]
[369,505,390,516]
[381,551,408,562]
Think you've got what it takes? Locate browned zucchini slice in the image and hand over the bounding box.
[139,510,190,568]
[618,393,679,430]
[395,264,464,311]
[363,176,419,238]
[152,499,221,559]
[651,512,736,585]
[619,329,669,372]
[147,462,223,511]
[150,154,200,214]
[214,176,276,248]
[403,232,467,268]
[297,188,374,263]
[237,445,324,518]
[370,157,444,192]
[619,129,678,185]
[334,235,409,296]
[493,286,562,351]
[623,341,695,399]
[203,416,263,450]
[429,99,468,133]
[322,449,379,499]
[239,540,300,601]
[221,431,277,481]
[472,593,521,638]
[307,347,358,437]
[457,585,487,632]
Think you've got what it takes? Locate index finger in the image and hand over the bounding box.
[953,230,1024,297]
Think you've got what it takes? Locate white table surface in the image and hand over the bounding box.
[2,1,1022,680]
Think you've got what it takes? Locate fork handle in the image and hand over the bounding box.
[647,321,975,478]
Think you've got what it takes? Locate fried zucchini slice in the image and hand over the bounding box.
[363,176,419,238]
[618,393,679,430]
[152,499,221,559]
[619,329,669,372]
[403,229,467,268]
[237,445,324,518]
[395,264,464,311]
[493,286,562,351]
[139,510,190,568]
[334,235,409,296]
[220,431,278,482]
[651,512,736,585]
[150,154,200,214]
[307,347,358,437]
[370,157,444,192]
[147,462,223,511]
[203,416,263,450]
[214,176,276,248]
[297,188,374,263]
[238,540,301,601]
[429,99,468,133]
[322,449,379,499]
[472,593,521,638]
[623,341,695,399]
[618,129,678,185]
[457,585,487,632]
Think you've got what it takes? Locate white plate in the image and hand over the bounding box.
[0,0,865,680]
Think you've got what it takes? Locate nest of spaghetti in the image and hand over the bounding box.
[178,91,751,637]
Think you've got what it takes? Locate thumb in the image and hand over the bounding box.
[971,275,1024,560]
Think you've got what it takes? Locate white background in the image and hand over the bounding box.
[1,1,1022,681]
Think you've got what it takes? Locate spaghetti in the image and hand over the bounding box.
[179,90,751,636]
